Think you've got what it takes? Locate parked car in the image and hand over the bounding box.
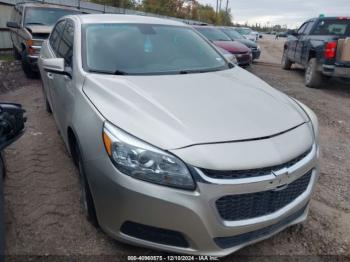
[193,26,252,66]
[216,47,238,64]
[39,14,319,257]
[219,27,261,60]
[6,2,82,78]
[0,103,26,257]
[233,27,257,42]
[282,16,350,88]
[278,31,294,38]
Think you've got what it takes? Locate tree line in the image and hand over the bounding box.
[88,0,233,26]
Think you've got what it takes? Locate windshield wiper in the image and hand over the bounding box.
[114,70,128,75]
[89,69,129,75]
[25,22,46,25]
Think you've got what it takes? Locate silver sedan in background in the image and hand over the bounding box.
[38,14,319,256]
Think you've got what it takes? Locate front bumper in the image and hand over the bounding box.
[84,142,319,257]
[252,49,261,60]
[235,53,252,66]
[322,64,350,78]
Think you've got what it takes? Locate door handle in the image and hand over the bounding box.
[47,72,54,80]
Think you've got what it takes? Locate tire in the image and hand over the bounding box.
[13,47,21,60]
[75,142,99,227]
[41,84,52,114]
[21,50,37,79]
[305,58,323,88]
[281,49,292,70]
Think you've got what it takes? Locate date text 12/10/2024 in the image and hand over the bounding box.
[127,256,220,261]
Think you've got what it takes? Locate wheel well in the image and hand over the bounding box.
[20,43,26,52]
[308,50,316,61]
[67,127,78,166]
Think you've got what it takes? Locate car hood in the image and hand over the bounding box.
[213,41,250,53]
[83,66,308,150]
[25,25,53,34]
[236,39,257,48]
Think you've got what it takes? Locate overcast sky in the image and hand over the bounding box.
[198,0,350,28]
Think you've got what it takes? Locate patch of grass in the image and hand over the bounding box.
[0,53,15,62]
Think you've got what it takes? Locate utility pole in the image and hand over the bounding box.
[225,0,229,13]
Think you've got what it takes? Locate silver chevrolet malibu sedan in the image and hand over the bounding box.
[38,14,319,256]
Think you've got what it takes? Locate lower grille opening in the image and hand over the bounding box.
[120,221,189,248]
[214,204,307,249]
[216,170,312,221]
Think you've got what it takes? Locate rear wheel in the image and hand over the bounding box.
[281,49,292,70]
[75,142,99,227]
[305,58,323,88]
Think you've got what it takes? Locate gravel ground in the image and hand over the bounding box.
[0,35,349,261]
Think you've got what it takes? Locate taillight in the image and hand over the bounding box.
[324,41,337,59]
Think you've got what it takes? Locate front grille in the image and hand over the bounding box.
[215,170,312,221]
[120,221,189,248]
[201,148,311,179]
[214,204,307,249]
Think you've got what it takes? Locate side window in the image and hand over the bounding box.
[57,21,74,67]
[297,23,308,35]
[49,21,66,54]
[304,22,314,35]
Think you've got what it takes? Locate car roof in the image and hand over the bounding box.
[192,25,218,29]
[73,14,187,26]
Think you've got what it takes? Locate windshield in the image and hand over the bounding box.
[235,28,252,35]
[25,7,80,26]
[312,19,350,36]
[221,28,244,40]
[195,27,232,41]
[83,24,229,75]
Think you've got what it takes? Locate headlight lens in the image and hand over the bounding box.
[292,99,319,142]
[102,122,195,190]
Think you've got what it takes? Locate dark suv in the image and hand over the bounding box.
[7,3,81,78]
[282,17,350,88]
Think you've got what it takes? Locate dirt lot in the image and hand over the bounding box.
[1,35,350,261]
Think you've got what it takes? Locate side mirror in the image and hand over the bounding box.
[289,30,298,37]
[42,58,72,78]
[6,21,20,29]
[0,103,26,150]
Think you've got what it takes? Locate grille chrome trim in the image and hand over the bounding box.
[200,148,312,180]
[195,144,317,186]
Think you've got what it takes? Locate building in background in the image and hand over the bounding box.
[0,1,14,53]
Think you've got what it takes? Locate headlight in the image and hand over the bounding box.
[102,122,195,190]
[292,99,319,142]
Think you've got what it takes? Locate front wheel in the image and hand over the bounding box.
[281,49,292,70]
[21,50,37,79]
[305,58,323,88]
[75,143,99,227]
[13,46,21,60]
